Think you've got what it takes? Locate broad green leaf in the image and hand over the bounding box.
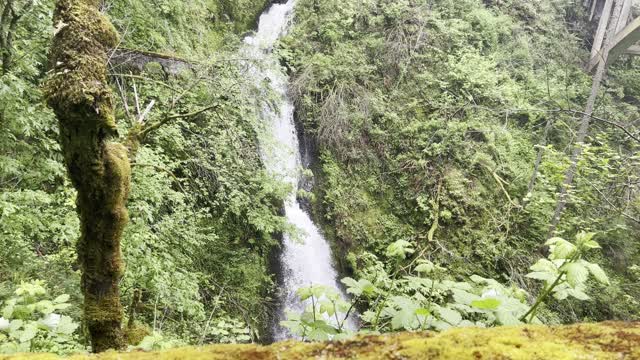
[583,240,601,249]
[545,237,565,246]
[415,261,435,274]
[566,288,590,300]
[389,297,420,330]
[585,263,609,285]
[360,280,376,296]
[529,259,557,273]
[471,298,501,310]
[553,289,569,300]
[35,300,54,315]
[341,277,358,289]
[451,289,479,305]
[307,328,330,341]
[547,238,576,260]
[8,320,23,336]
[310,285,326,298]
[296,287,312,301]
[312,320,338,335]
[343,279,376,297]
[575,232,596,247]
[54,316,78,335]
[19,323,38,343]
[2,305,14,319]
[319,300,335,316]
[496,310,522,326]
[525,271,556,282]
[437,307,462,325]
[53,303,71,310]
[52,294,70,304]
[562,262,589,287]
[335,300,351,313]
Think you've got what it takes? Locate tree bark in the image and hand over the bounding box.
[44,0,128,352]
[548,0,624,236]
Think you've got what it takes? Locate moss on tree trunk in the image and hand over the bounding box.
[44,0,128,352]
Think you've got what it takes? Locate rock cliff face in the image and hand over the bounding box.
[3,322,639,359]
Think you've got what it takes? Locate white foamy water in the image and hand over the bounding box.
[241,0,355,340]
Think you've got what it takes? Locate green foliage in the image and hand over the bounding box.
[1,0,286,350]
[343,247,531,332]
[521,233,609,323]
[0,281,83,355]
[108,0,271,54]
[280,285,354,341]
[3,0,640,351]
[282,0,640,323]
[132,333,186,351]
[284,232,610,337]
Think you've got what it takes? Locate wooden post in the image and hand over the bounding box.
[606,16,640,65]
[590,0,614,64]
[615,0,632,34]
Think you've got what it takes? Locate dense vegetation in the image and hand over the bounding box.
[0,0,639,355]
[279,0,640,326]
[1,0,287,352]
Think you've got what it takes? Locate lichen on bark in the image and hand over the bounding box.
[43,0,129,352]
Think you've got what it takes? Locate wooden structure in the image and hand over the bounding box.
[586,0,640,70]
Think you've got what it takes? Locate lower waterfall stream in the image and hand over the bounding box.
[242,0,355,341]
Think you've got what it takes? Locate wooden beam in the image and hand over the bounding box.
[608,15,640,62]
[590,0,615,61]
[625,44,640,55]
[615,0,632,33]
[588,13,640,70]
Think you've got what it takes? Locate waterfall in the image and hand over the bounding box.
[242,1,355,341]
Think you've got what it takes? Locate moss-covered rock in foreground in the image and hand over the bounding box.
[3,322,640,359]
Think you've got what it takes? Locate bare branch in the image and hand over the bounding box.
[139,104,221,138]
[138,99,156,124]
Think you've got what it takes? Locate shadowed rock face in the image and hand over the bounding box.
[4,322,639,359]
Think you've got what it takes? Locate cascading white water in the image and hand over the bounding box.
[242,0,354,340]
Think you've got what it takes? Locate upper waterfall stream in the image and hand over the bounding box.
[242,0,355,340]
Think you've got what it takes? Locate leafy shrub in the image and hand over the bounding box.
[282,232,609,338]
[0,281,83,355]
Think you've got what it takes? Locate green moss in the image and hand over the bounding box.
[123,324,151,346]
[44,0,130,352]
[3,322,639,359]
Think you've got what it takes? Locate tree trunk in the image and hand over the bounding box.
[548,0,624,236]
[44,0,128,352]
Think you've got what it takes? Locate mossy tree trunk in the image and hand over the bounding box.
[44,0,129,352]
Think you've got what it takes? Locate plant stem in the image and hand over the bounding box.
[373,298,388,331]
[520,252,580,323]
[519,272,564,323]
[339,298,358,332]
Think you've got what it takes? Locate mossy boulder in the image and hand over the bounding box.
[3,322,639,359]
